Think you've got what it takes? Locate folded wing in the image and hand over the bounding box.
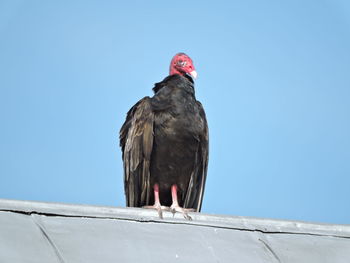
[183,101,209,212]
[120,97,154,207]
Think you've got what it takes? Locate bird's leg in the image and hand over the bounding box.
[143,184,170,219]
[170,184,195,220]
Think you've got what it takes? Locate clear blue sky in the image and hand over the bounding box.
[1,0,349,224]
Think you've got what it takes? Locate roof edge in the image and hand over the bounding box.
[0,198,349,238]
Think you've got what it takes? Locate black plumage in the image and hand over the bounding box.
[120,55,208,217]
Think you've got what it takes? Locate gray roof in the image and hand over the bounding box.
[0,199,349,263]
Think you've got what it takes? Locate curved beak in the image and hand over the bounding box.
[190,70,198,79]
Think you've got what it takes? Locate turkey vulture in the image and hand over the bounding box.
[119,53,208,219]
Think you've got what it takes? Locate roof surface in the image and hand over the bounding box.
[0,198,349,263]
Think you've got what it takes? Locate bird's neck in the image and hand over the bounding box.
[169,67,184,76]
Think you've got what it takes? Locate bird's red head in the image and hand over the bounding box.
[169,53,197,79]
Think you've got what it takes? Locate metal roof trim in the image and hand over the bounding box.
[0,198,349,238]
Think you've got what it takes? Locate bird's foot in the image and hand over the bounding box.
[143,204,170,219]
[170,204,195,220]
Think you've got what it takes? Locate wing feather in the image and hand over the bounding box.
[119,97,154,207]
[183,101,209,212]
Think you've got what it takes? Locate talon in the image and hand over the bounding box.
[184,213,192,221]
[170,204,194,220]
[143,204,170,219]
[169,184,195,220]
[157,208,163,219]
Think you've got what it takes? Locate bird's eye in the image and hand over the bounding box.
[177,60,187,67]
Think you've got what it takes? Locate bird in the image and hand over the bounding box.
[119,53,208,220]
